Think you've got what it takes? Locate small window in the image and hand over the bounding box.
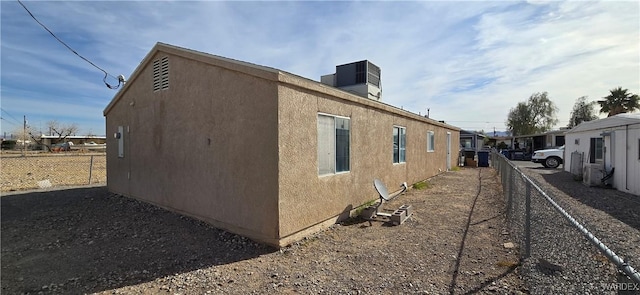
[427,131,435,152]
[393,126,406,163]
[461,138,472,149]
[318,114,350,175]
[589,137,603,163]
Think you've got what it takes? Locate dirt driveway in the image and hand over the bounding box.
[1,168,525,294]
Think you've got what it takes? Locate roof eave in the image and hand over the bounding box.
[103,42,162,116]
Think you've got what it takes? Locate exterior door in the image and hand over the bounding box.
[446,132,451,170]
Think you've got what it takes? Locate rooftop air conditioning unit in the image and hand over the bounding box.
[320,60,381,101]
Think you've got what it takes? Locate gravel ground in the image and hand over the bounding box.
[511,162,640,295]
[1,167,527,294]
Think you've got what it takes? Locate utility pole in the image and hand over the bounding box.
[23,115,26,156]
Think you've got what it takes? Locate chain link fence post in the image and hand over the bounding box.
[88,155,94,185]
[524,180,531,259]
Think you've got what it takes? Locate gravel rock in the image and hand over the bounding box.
[509,164,640,295]
[2,168,524,294]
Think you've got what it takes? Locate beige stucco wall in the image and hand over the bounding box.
[105,43,460,247]
[105,49,281,244]
[277,78,460,243]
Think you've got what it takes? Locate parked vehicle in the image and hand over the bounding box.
[51,142,71,152]
[531,145,564,168]
[70,141,106,151]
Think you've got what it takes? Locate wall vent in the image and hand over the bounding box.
[153,56,169,91]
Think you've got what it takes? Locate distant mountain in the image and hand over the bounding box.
[470,130,511,137]
[492,131,511,137]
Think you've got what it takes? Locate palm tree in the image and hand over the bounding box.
[598,87,640,117]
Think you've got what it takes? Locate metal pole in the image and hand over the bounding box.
[507,165,513,218]
[22,115,26,157]
[88,155,94,184]
[524,181,531,259]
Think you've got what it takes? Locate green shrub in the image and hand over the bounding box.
[412,181,430,190]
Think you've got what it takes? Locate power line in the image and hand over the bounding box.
[16,0,124,90]
[0,107,21,125]
[447,121,505,123]
[1,117,20,127]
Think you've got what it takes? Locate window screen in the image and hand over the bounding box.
[427,131,435,152]
[318,114,350,175]
[589,137,603,163]
[393,126,406,163]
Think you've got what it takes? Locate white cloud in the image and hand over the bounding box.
[433,1,639,129]
[1,1,638,135]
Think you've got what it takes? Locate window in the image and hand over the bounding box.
[589,137,603,163]
[638,138,640,160]
[318,114,350,175]
[427,131,435,152]
[461,138,472,149]
[393,126,406,163]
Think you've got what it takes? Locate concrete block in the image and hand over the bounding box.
[390,209,407,225]
[399,204,413,217]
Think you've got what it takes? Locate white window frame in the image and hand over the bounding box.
[318,113,350,176]
[393,125,406,164]
[427,131,435,152]
[590,137,604,163]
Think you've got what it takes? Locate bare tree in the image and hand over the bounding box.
[48,120,78,140]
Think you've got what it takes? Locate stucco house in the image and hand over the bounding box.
[509,130,566,152]
[460,130,487,152]
[564,113,640,196]
[103,42,460,247]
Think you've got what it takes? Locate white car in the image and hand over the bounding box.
[531,145,564,168]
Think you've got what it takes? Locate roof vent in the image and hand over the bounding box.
[153,56,169,92]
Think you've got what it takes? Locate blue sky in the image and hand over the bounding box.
[1,1,638,137]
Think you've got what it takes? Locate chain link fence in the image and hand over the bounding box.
[491,152,640,294]
[1,153,106,192]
